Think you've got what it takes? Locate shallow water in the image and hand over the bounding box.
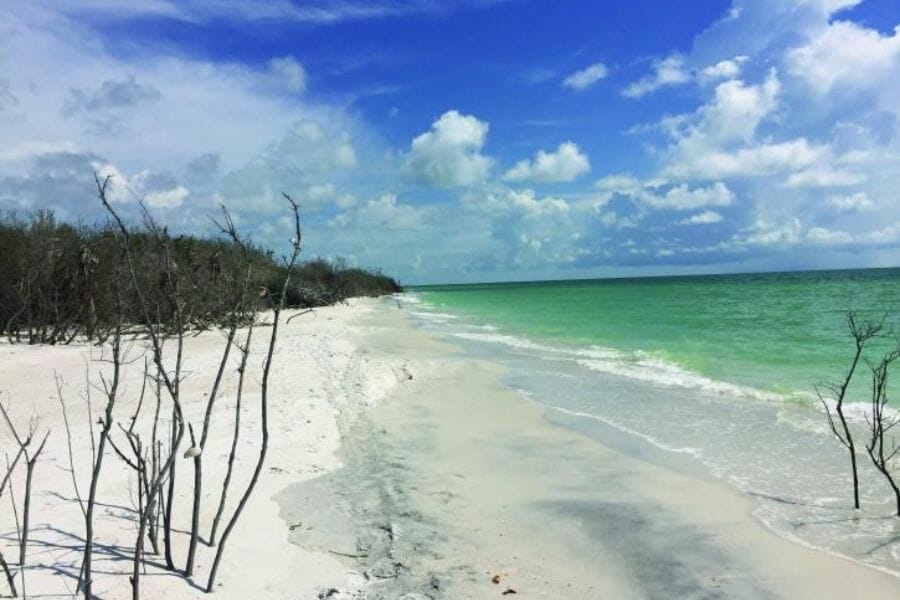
[411,268,900,406]
[401,293,900,581]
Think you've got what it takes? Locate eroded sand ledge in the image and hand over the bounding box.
[2,298,900,599]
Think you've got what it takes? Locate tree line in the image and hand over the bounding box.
[0,208,401,345]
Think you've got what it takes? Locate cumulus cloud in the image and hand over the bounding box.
[219,118,359,213]
[678,210,723,225]
[597,176,734,211]
[699,56,748,82]
[146,185,189,208]
[667,139,826,179]
[464,187,577,268]
[405,110,492,187]
[329,193,424,230]
[623,54,690,98]
[682,70,781,146]
[644,182,734,209]
[784,166,865,188]
[806,226,853,246]
[503,141,590,183]
[562,62,609,91]
[827,191,875,212]
[268,56,307,93]
[654,70,840,181]
[787,21,900,95]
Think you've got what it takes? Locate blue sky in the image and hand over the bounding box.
[1,0,899,283]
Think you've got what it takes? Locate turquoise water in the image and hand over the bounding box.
[413,268,900,404]
[402,268,900,576]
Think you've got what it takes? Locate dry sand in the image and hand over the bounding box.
[0,299,414,599]
[2,298,900,599]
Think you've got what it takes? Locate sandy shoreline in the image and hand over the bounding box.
[0,298,415,599]
[2,298,900,599]
[283,300,900,599]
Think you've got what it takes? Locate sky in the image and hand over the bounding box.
[1,0,899,284]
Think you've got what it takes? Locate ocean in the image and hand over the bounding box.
[402,268,900,578]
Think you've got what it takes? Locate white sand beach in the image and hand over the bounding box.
[0,299,411,599]
[2,298,900,599]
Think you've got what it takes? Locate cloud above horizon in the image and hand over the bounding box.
[2,0,899,283]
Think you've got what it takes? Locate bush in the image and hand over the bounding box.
[0,211,402,344]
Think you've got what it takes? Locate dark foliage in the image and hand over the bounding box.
[0,211,402,344]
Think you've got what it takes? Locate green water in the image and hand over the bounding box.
[413,268,900,402]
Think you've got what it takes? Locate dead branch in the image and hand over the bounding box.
[864,348,900,516]
[817,310,884,510]
[206,193,302,592]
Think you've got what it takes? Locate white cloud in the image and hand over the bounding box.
[699,56,748,82]
[806,226,853,245]
[646,182,734,210]
[744,217,803,247]
[268,56,307,93]
[865,222,900,245]
[476,187,570,218]
[562,62,609,91]
[305,182,336,202]
[784,167,865,188]
[0,141,80,163]
[690,0,862,69]
[0,9,358,182]
[688,70,781,146]
[329,193,425,230]
[667,139,826,179]
[678,210,723,225]
[827,191,875,212]
[623,54,690,98]
[787,21,900,95]
[503,141,590,183]
[464,187,577,268]
[92,161,132,203]
[146,185,189,208]
[405,110,492,187]
[595,176,734,211]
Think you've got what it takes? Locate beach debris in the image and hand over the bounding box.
[183,446,201,459]
[328,549,370,559]
[491,574,502,584]
[364,558,401,579]
[288,521,303,531]
[502,588,517,595]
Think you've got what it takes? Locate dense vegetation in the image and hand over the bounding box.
[0,210,402,344]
